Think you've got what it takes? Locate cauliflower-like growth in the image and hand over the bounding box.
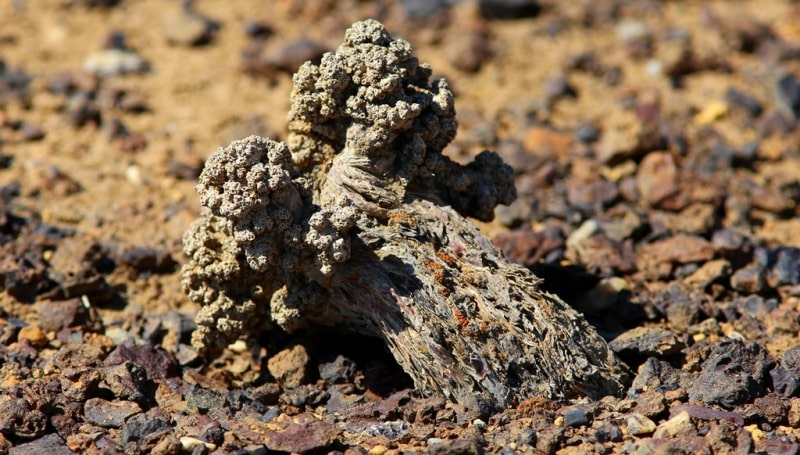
[185,136,358,353]
[304,195,359,276]
[287,19,515,221]
[181,213,272,356]
[197,136,304,272]
[184,20,627,408]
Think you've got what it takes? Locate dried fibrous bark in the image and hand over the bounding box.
[182,19,629,408]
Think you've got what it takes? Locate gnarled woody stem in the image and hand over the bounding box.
[182,19,630,409]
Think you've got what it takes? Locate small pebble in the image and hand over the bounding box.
[18,324,48,348]
[400,0,449,20]
[626,413,657,436]
[566,219,601,248]
[20,122,44,141]
[268,344,311,388]
[516,428,536,445]
[563,407,588,427]
[427,437,444,446]
[244,20,273,38]
[574,124,600,143]
[775,73,800,119]
[595,424,622,443]
[544,76,577,101]
[83,49,148,77]
[84,398,142,428]
[164,12,215,46]
[726,88,763,117]
[180,436,216,452]
[694,101,729,125]
[478,0,540,19]
[616,20,653,57]
[609,326,684,359]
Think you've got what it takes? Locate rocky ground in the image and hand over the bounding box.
[1,0,800,454]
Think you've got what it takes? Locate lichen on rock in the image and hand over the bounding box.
[183,19,629,408]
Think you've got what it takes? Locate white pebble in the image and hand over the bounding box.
[83,49,147,77]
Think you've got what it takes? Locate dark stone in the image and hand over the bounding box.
[0,395,47,439]
[84,398,142,428]
[755,439,800,455]
[562,407,588,427]
[168,154,204,180]
[201,422,225,446]
[185,385,226,413]
[733,295,777,317]
[118,247,176,274]
[262,407,281,422]
[280,385,329,407]
[249,382,281,407]
[101,361,150,403]
[773,345,800,397]
[629,358,685,395]
[741,395,788,426]
[454,393,495,424]
[772,247,800,286]
[227,390,267,414]
[733,141,759,167]
[658,283,704,332]
[244,21,273,38]
[66,91,102,128]
[48,343,105,370]
[318,355,358,384]
[687,339,774,408]
[610,327,684,360]
[479,0,540,19]
[731,263,766,294]
[400,0,449,20]
[9,433,74,455]
[771,366,799,398]
[775,73,800,119]
[20,122,44,141]
[121,410,173,451]
[261,413,340,453]
[515,428,536,445]
[543,76,577,101]
[494,199,533,229]
[574,124,600,143]
[632,390,666,418]
[428,437,484,455]
[594,424,622,443]
[644,437,711,455]
[493,224,564,268]
[566,180,619,214]
[104,341,178,380]
[725,88,763,117]
[259,39,327,74]
[783,345,800,376]
[60,367,102,401]
[36,298,90,332]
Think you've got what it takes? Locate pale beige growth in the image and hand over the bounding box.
[183,19,629,408]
